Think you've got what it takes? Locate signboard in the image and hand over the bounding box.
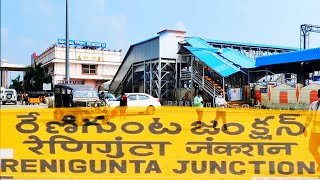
[56,80,85,85]
[58,39,106,48]
[43,83,52,91]
[0,107,319,179]
[30,52,36,65]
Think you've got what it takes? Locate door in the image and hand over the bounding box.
[138,94,150,110]
[127,95,139,112]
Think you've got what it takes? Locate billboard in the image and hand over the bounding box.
[58,39,106,48]
[1,107,319,179]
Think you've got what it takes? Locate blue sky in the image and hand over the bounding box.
[1,0,320,82]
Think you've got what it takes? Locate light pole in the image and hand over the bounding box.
[65,0,70,81]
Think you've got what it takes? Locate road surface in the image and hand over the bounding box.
[0,103,48,109]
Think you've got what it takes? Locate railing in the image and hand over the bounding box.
[191,62,222,98]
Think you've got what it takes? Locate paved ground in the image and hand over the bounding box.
[0,103,48,109]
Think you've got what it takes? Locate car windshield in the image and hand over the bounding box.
[4,90,14,94]
[73,90,98,98]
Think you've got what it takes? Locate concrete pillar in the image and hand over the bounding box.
[1,70,8,88]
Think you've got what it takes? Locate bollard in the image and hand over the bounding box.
[254,105,261,109]
[185,101,190,107]
[173,101,178,106]
[242,104,249,109]
[163,101,168,106]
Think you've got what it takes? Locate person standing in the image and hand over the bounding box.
[119,92,128,119]
[24,93,29,105]
[304,89,320,172]
[213,91,228,130]
[194,90,204,129]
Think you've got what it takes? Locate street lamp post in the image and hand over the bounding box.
[65,0,70,81]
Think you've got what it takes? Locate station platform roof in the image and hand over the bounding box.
[254,47,320,73]
[185,37,320,75]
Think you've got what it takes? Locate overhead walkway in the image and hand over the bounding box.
[183,37,255,100]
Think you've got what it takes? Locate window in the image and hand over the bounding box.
[128,95,137,101]
[82,64,96,74]
[138,95,149,100]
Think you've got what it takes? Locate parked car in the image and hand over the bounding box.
[99,92,117,101]
[2,89,17,105]
[108,93,161,115]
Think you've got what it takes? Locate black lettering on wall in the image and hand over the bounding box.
[191,161,207,174]
[109,160,127,173]
[0,159,18,172]
[209,161,227,174]
[249,161,266,174]
[69,159,86,173]
[297,161,315,174]
[21,159,37,173]
[173,161,189,174]
[90,160,106,174]
[129,160,146,173]
[145,160,161,173]
[229,161,245,175]
[40,160,57,172]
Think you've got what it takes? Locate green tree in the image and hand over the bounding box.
[23,63,52,91]
[9,75,23,93]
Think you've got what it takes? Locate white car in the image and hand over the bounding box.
[1,89,17,105]
[108,93,161,115]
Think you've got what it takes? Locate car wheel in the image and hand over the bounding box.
[2,101,5,105]
[14,101,17,105]
[146,106,155,115]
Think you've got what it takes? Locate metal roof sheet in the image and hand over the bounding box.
[185,46,241,77]
[204,39,299,51]
[185,37,214,49]
[256,47,320,67]
[220,48,256,68]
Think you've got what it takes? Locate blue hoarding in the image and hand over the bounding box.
[58,39,106,48]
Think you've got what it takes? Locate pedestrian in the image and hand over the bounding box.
[17,94,21,104]
[24,93,29,105]
[304,89,320,172]
[119,92,127,119]
[213,91,228,130]
[193,90,204,129]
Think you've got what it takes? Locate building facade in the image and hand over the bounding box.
[109,29,186,99]
[34,42,121,90]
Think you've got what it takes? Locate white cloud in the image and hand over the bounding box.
[174,21,186,31]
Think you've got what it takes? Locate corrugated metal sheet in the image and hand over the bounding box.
[185,46,241,77]
[109,37,160,92]
[204,39,299,51]
[220,48,256,68]
[256,47,320,67]
[185,37,214,49]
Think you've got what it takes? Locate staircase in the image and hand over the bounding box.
[114,65,133,96]
[191,60,223,98]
